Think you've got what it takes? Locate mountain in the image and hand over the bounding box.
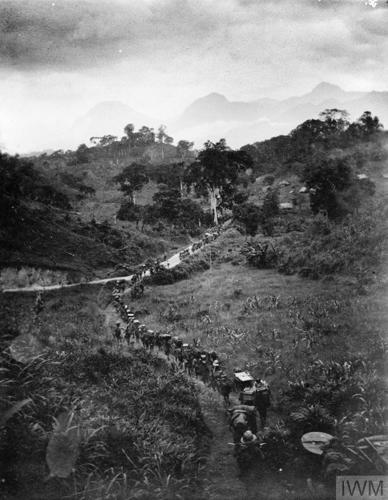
[171,83,388,147]
[66,83,388,151]
[69,101,157,147]
[174,92,272,128]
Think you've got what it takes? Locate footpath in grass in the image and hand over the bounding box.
[103,293,249,500]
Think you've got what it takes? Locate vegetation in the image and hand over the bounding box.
[0,288,209,500]
[184,139,253,224]
[1,106,387,498]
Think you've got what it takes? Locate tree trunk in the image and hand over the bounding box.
[209,188,218,225]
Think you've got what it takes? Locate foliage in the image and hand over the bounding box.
[233,202,262,236]
[241,109,385,179]
[113,162,149,203]
[288,404,335,436]
[0,325,209,499]
[152,187,208,232]
[46,411,80,478]
[302,153,353,218]
[144,255,210,286]
[184,139,252,223]
[241,240,278,269]
[276,200,386,278]
[262,188,280,235]
[0,152,71,228]
[177,140,194,161]
[117,199,142,223]
[75,143,89,164]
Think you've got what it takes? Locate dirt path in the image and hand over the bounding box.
[2,243,194,293]
[198,385,248,500]
[99,289,249,499]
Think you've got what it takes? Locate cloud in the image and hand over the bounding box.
[0,0,387,153]
[0,0,385,71]
[0,0,225,69]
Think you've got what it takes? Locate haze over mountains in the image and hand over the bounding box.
[54,82,388,152]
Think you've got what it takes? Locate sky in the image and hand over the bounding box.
[0,0,387,153]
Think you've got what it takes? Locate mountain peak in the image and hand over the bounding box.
[199,92,228,103]
[312,82,343,93]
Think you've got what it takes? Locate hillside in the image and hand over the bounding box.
[0,285,210,500]
[0,151,177,288]
[1,112,387,499]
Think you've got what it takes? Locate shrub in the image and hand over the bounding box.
[276,200,386,278]
[144,256,210,286]
[241,240,278,269]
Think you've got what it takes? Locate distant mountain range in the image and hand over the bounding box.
[67,83,388,150]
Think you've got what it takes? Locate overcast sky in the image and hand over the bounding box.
[0,0,387,152]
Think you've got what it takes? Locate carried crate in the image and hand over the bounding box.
[234,371,255,392]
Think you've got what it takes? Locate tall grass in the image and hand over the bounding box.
[0,289,210,500]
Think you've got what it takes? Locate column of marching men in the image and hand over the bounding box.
[109,224,272,476]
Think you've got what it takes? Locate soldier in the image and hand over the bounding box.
[218,373,233,407]
[210,351,218,363]
[114,322,122,342]
[34,292,44,315]
[254,379,271,429]
[124,324,132,345]
[132,320,141,342]
[197,354,210,383]
[142,330,150,350]
[210,359,222,389]
[163,335,172,357]
[155,331,163,351]
[185,347,197,376]
[235,430,263,477]
[229,405,257,444]
[147,330,155,351]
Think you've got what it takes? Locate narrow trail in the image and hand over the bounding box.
[198,386,248,500]
[2,244,194,293]
[99,288,249,499]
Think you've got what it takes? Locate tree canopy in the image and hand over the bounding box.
[184,139,253,224]
[113,163,149,204]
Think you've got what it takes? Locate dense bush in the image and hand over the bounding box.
[241,239,278,269]
[144,255,210,286]
[0,152,71,228]
[283,358,387,442]
[0,341,209,499]
[275,201,386,278]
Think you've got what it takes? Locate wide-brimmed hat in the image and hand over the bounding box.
[241,430,257,443]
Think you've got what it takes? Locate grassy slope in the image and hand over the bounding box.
[0,286,209,500]
[0,207,170,281]
[123,227,387,416]
[1,148,190,281]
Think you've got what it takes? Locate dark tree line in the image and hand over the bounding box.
[0,152,71,229]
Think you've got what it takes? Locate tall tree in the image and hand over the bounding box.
[113,162,149,205]
[184,139,252,224]
[261,188,279,236]
[75,144,89,164]
[356,111,383,137]
[157,125,174,160]
[177,140,194,165]
[136,126,155,147]
[302,154,353,219]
